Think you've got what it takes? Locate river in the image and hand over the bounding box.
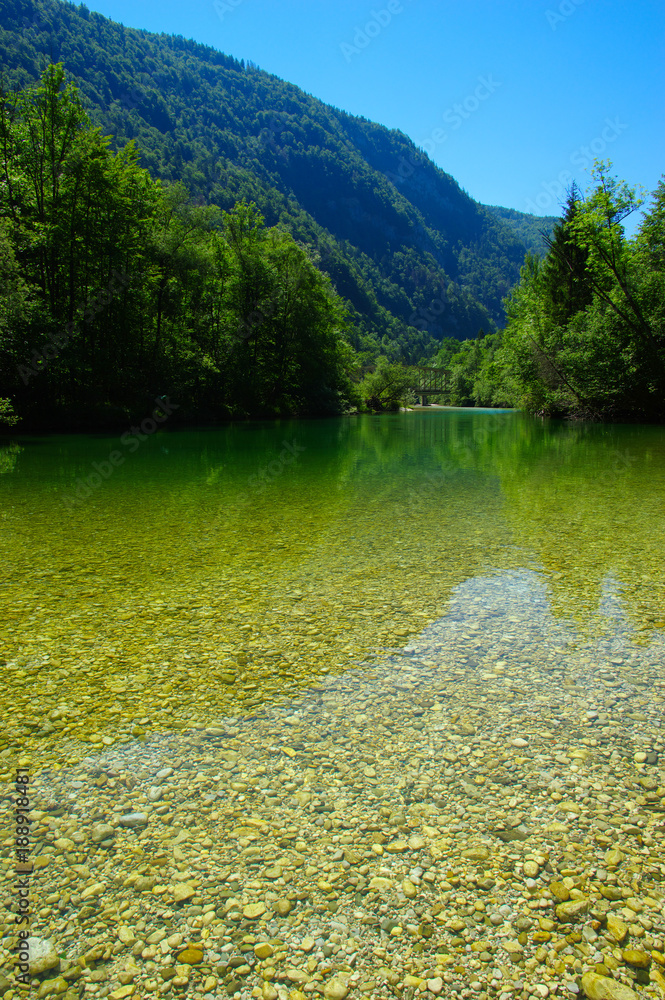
[1,410,664,998]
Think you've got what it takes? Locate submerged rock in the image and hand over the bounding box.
[581,972,638,1000]
[91,822,115,843]
[118,812,148,828]
[28,937,59,976]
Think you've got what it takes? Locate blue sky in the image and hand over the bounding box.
[87,0,664,230]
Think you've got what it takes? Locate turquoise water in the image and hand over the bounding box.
[1,409,664,775]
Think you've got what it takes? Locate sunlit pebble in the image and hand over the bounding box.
[12,572,665,997]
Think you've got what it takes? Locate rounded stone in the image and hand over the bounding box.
[606,915,628,943]
[402,878,418,898]
[622,949,650,968]
[581,972,638,1000]
[172,883,196,903]
[556,898,589,921]
[28,937,60,976]
[118,812,148,828]
[177,946,204,964]
[91,823,115,843]
[550,881,570,902]
[36,977,68,998]
[323,979,349,1000]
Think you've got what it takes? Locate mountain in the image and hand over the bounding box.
[488,206,555,257]
[0,0,556,360]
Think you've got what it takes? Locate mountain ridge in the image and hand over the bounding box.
[0,0,556,358]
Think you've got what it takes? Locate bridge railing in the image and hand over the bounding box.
[412,366,451,395]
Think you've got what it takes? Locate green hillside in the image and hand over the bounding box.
[0,0,554,361]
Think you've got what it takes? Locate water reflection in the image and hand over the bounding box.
[0,412,663,775]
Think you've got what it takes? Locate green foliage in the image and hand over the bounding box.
[359,358,416,411]
[0,0,553,361]
[539,185,594,325]
[433,336,464,368]
[0,397,18,425]
[488,206,558,257]
[488,164,665,421]
[438,333,511,407]
[0,66,357,425]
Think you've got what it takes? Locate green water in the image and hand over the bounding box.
[1,409,664,776]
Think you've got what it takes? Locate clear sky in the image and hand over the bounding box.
[86,0,664,230]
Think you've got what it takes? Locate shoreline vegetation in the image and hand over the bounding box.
[1,66,664,432]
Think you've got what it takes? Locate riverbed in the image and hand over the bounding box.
[1,410,664,999]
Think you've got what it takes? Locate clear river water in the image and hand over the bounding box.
[2,409,665,1000]
[1,408,664,775]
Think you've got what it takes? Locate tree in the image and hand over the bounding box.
[540,184,593,325]
[492,163,665,420]
[360,358,415,411]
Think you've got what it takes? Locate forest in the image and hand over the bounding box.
[436,172,665,422]
[0,66,359,426]
[0,65,663,426]
[0,0,555,363]
[0,6,662,425]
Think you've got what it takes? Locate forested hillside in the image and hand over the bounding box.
[435,171,665,422]
[0,0,555,361]
[0,66,362,427]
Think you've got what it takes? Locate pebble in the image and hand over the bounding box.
[91,822,115,843]
[118,812,149,828]
[177,946,203,964]
[172,883,195,902]
[323,979,349,999]
[556,898,589,921]
[28,937,60,976]
[621,949,650,967]
[606,915,628,942]
[7,572,665,1000]
[581,972,638,1000]
[36,977,68,998]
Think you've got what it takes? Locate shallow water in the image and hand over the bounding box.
[3,411,665,999]
[1,409,664,776]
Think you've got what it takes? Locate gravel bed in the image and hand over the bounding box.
[1,571,664,1000]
